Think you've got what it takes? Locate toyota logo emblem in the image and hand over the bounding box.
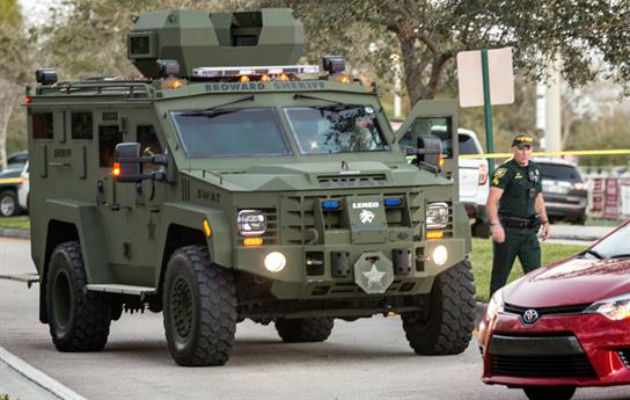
[522,309,539,325]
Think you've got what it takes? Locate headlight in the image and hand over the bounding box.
[485,289,504,321]
[432,245,448,265]
[264,252,286,272]
[426,202,449,229]
[237,209,266,237]
[585,293,630,321]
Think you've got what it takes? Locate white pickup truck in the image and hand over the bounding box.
[394,122,490,237]
[457,129,489,238]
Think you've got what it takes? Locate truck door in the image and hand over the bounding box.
[118,109,166,284]
[395,99,459,198]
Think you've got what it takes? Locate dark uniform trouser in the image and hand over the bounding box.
[490,227,541,296]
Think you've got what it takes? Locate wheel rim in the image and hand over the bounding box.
[53,270,72,331]
[170,277,194,342]
[0,196,15,216]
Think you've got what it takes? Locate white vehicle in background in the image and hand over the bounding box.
[457,129,489,238]
[0,152,29,217]
[393,122,489,237]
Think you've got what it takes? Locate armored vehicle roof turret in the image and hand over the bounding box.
[127,8,304,79]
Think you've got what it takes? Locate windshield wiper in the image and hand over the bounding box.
[578,249,606,259]
[611,254,630,259]
[178,95,255,117]
[204,95,255,112]
[293,93,345,106]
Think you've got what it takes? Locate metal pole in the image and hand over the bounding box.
[481,49,495,178]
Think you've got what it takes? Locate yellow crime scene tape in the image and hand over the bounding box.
[459,149,630,159]
[0,178,26,184]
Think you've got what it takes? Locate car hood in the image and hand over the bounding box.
[186,161,450,191]
[503,256,630,308]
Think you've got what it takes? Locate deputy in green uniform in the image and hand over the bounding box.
[486,134,551,296]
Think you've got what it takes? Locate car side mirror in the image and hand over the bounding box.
[114,142,143,183]
[417,135,443,173]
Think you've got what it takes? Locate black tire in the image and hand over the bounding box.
[401,260,475,355]
[163,245,236,366]
[523,386,576,400]
[275,317,334,343]
[46,241,111,351]
[0,190,19,217]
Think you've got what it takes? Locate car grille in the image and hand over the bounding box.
[490,354,597,378]
[503,303,590,317]
[619,349,630,368]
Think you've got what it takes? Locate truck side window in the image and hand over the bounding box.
[98,126,123,167]
[138,125,163,172]
[71,112,93,139]
[400,117,454,159]
[137,125,162,156]
[32,112,53,139]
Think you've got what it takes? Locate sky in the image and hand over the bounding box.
[18,0,55,26]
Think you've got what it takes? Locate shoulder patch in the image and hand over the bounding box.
[493,168,507,179]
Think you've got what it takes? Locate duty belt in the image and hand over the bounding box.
[499,215,541,230]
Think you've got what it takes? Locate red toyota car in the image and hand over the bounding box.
[479,220,630,400]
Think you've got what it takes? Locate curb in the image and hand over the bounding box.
[0,228,29,240]
[550,234,598,242]
[0,345,87,400]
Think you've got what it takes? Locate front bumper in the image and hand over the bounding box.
[233,238,466,299]
[546,200,587,219]
[480,311,630,387]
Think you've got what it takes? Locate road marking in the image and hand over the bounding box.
[0,345,87,400]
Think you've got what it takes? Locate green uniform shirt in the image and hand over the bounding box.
[491,159,542,218]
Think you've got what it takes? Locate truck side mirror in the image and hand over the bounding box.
[114,142,143,183]
[417,135,443,172]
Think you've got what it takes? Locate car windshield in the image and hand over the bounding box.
[284,106,388,154]
[588,223,630,259]
[538,163,583,183]
[170,108,291,158]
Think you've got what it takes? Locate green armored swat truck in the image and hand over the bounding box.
[27,8,474,366]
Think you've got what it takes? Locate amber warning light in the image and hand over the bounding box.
[112,162,121,177]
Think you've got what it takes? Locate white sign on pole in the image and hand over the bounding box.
[457,47,515,108]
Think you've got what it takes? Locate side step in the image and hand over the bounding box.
[0,272,39,288]
[85,284,157,300]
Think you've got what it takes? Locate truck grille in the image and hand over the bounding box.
[490,354,596,378]
[282,191,426,245]
[261,208,278,245]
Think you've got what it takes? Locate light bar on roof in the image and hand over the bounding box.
[192,65,320,78]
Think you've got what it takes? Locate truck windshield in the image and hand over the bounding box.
[284,106,388,154]
[170,108,291,158]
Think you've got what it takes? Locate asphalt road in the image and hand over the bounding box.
[1,237,628,400]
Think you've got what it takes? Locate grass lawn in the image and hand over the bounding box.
[470,238,587,302]
[0,216,590,302]
[0,216,30,230]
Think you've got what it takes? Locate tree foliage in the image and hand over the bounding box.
[258,0,630,103]
[0,0,31,169]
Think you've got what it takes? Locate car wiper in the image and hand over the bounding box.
[578,249,606,259]
[204,95,255,112]
[293,93,344,106]
[611,254,630,259]
[178,95,255,117]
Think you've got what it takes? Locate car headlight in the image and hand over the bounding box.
[426,202,449,229]
[236,209,266,237]
[584,293,630,321]
[485,289,505,321]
